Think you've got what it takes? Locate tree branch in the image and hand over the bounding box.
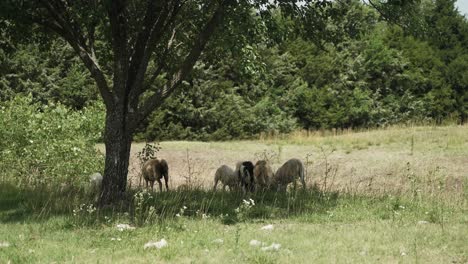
[106,0,129,97]
[127,1,184,107]
[36,1,113,107]
[133,1,226,127]
[147,27,179,86]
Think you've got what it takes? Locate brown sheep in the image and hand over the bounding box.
[213,165,239,191]
[142,159,169,192]
[253,160,274,190]
[271,158,305,192]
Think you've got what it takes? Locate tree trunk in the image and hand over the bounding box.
[99,105,133,205]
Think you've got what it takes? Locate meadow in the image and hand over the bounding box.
[1,125,467,263]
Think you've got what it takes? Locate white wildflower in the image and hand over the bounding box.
[261,243,281,251]
[212,239,224,244]
[0,242,10,248]
[261,224,274,230]
[144,239,168,249]
[249,240,263,247]
[418,220,429,225]
[116,224,135,231]
[110,237,122,241]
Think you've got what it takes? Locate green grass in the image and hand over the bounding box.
[2,125,467,263]
[1,185,467,263]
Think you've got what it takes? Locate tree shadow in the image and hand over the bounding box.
[0,182,340,225]
[129,185,340,224]
[0,183,89,223]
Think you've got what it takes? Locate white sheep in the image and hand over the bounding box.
[213,165,239,191]
[89,172,103,201]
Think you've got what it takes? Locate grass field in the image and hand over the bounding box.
[1,125,467,263]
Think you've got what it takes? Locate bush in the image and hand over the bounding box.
[0,95,105,187]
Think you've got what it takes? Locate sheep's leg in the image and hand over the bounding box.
[293,180,297,192]
[213,179,218,191]
[150,181,154,191]
[157,179,163,192]
[164,174,169,191]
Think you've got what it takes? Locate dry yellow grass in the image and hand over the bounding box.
[122,125,467,204]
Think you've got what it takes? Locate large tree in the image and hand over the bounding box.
[1,0,340,204]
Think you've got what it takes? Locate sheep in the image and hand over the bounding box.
[253,160,274,190]
[271,158,306,192]
[213,165,239,191]
[88,172,103,202]
[142,159,169,192]
[236,161,255,193]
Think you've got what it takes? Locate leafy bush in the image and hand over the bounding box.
[0,95,105,187]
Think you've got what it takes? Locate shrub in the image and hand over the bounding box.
[0,95,105,187]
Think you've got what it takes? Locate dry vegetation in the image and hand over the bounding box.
[124,125,467,204]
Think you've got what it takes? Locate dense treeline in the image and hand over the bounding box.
[1,0,467,141]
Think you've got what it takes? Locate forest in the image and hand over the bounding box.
[1,0,467,141]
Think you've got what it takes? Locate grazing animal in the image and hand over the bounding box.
[271,158,305,191]
[253,160,274,190]
[213,165,239,191]
[236,161,255,192]
[142,159,169,192]
[89,172,103,202]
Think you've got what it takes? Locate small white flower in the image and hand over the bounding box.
[0,242,10,248]
[249,198,255,205]
[261,224,274,230]
[116,224,135,231]
[202,213,209,219]
[418,220,429,225]
[144,239,168,249]
[261,243,281,251]
[212,239,223,244]
[176,213,181,217]
[249,240,263,247]
[183,206,187,209]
